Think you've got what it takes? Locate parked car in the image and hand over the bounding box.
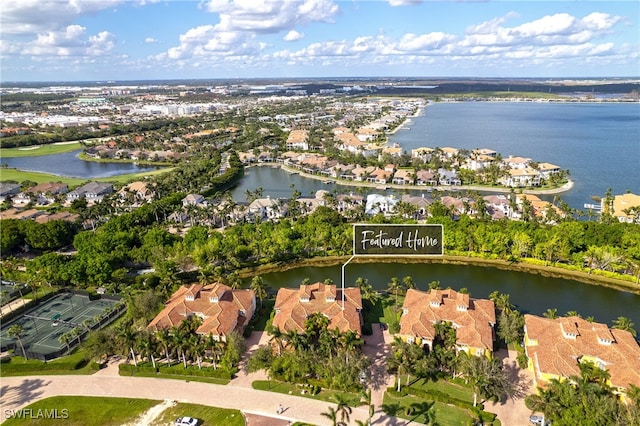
[175,417,198,426]
[529,414,550,425]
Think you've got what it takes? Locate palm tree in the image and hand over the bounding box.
[250,275,268,309]
[320,406,338,426]
[543,308,558,319]
[612,316,636,337]
[8,324,27,360]
[58,331,72,356]
[332,393,352,426]
[387,276,402,309]
[268,326,285,356]
[117,324,139,367]
[138,331,158,370]
[402,275,416,291]
[155,328,173,366]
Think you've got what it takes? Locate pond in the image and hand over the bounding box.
[247,262,640,328]
[0,149,160,178]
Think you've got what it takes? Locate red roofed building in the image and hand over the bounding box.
[147,283,255,342]
[524,314,640,401]
[398,288,496,357]
[272,282,363,336]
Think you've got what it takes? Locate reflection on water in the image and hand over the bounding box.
[246,262,640,328]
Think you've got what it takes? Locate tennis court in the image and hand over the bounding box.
[0,291,124,360]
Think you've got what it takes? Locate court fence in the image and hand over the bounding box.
[1,289,125,361]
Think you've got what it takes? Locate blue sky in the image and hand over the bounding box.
[1,0,639,82]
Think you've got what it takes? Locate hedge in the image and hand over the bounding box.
[118,363,235,380]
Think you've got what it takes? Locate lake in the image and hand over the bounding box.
[246,262,640,330]
[389,101,640,210]
[0,149,158,178]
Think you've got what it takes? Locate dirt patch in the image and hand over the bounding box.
[124,399,176,426]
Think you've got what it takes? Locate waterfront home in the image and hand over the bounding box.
[272,282,363,336]
[501,168,541,187]
[603,193,640,224]
[411,147,434,163]
[516,194,565,222]
[66,182,113,203]
[248,196,285,221]
[335,193,364,213]
[536,162,562,180]
[285,129,309,151]
[365,193,397,215]
[437,169,462,186]
[147,283,256,342]
[368,168,392,184]
[351,165,376,182]
[415,170,438,186]
[523,314,640,403]
[392,169,415,185]
[503,155,532,170]
[397,288,496,357]
[400,194,432,219]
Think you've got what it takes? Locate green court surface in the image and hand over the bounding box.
[0,292,123,360]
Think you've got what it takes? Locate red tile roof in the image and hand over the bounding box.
[399,288,496,350]
[272,282,362,335]
[147,283,255,339]
[524,314,640,390]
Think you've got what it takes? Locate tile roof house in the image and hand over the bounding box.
[272,282,363,336]
[605,193,640,224]
[523,314,640,399]
[398,288,496,357]
[286,129,309,151]
[147,283,256,342]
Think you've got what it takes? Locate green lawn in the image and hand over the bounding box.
[151,402,244,426]
[0,166,172,186]
[383,392,473,426]
[0,142,82,158]
[410,378,474,402]
[0,349,98,377]
[2,396,159,426]
[252,380,363,407]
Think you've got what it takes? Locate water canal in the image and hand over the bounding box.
[247,262,640,329]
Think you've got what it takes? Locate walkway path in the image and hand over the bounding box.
[0,330,532,425]
[0,327,411,425]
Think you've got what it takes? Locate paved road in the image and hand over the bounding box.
[0,329,532,425]
[0,327,411,426]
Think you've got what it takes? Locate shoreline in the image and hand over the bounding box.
[258,163,574,196]
[240,254,640,296]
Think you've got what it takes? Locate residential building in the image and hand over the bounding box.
[0,183,21,201]
[523,314,640,402]
[272,282,363,336]
[398,288,496,357]
[147,283,256,342]
[285,129,309,151]
[365,194,397,215]
[66,182,113,203]
[603,193,640,223]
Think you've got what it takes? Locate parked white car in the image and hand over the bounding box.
[175,417,198,426]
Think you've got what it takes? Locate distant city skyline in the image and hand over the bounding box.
[1,0,639,82]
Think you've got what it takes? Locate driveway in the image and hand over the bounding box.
[485,348,536,426]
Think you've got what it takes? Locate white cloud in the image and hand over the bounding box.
[20,25,115,57]
[0,0,124,35]
[284,30,304,41]
[145,37,158,43]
